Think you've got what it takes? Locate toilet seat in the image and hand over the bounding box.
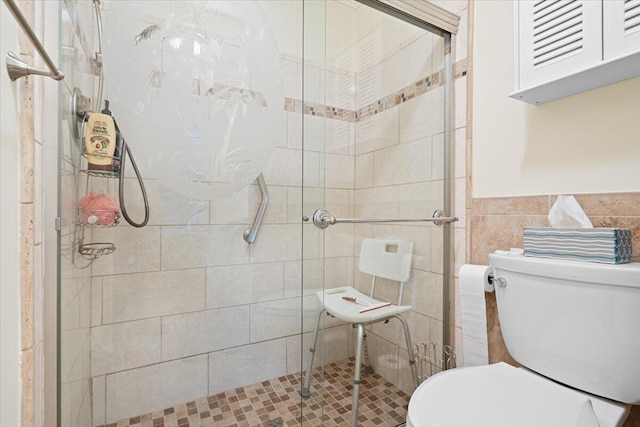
[407,363,630,427]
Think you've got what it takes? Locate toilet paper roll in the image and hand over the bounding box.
[459,264,491,367]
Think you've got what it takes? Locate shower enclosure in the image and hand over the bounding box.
[57,0,458,425]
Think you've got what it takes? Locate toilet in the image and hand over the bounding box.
[407,251,640,427]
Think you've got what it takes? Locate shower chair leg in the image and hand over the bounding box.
[395,314,419,388]
[351,323,365,427]
[301,309,324,398]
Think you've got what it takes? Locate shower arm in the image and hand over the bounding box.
[243,173,269,244]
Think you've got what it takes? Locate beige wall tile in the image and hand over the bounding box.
[160,225,249,270]
[373,138,431,186]
[379,32,434,96]
[102,269,205,324]
[407,270,443,321]
[111,179,209,226]
[250,296,322,342]
[472,195,549,216]
[364,333,402,386]
[455,76,467,130]
[60,379,92,427]
[304,150,322,188]
[355,153,374,189]
[286,325,349,374]
[324,153,354,189]
[263,148,302,187]
[355,108,399,155]
[397,181,444,218]
[249,224,303,263]
[455,127,466,179]
[105,356,208,423]
[572,193,640,217]
[354,186,399,219]
[161,307,250,360]
[455,9,469,63]
[209,185,254,225]
[209,339,287,394]
[285,259,321,298]
[91,226,161,276]
[398,86,444,142]
[325,188,352,218]
[91,277,102,327]
[325,119,353,155]
[91,319,161,376]
[324,225,355,258]
[209,184,287,226]
[431,133,444,181]
[60,329,90,383]
[470,214,548,265]
[324,70,356,111]
[92,375,106,426]
[206,263,284,308]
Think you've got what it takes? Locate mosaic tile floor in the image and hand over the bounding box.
[99,357,409,427]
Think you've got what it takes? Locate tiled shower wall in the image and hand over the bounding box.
[85,2,471,424]
[87,53,358,423]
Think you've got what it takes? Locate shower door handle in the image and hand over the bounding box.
[311,209,458,229]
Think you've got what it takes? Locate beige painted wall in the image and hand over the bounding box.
[472,0,640,198]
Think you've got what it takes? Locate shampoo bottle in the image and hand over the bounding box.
[84,105,116,171]
[98,100,123,173]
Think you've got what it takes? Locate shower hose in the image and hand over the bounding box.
[114,119,150,228]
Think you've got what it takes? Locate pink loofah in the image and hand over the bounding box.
[79,192,120,225]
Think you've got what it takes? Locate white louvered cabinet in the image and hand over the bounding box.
[511,0,640,105]
[604,0,640,60]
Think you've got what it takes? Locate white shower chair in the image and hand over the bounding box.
[301,238,419,427]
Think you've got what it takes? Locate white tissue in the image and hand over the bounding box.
[459,264,491,367]
[548,195,592,228]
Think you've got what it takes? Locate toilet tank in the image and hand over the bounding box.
[488,252,640,405]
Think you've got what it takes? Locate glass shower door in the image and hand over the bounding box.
[59,1,311,426]
[299,1,453,425]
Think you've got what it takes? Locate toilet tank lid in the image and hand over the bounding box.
[408,363,623,427]
[489,252,640,289]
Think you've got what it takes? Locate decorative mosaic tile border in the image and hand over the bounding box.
[285,59,467,124]
[97,358,409,427]
[356,70,443,121]
[284,98,357,122]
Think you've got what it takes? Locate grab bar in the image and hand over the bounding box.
[312,209,458,229]
[3,0,64,81]
[243,173,269,243]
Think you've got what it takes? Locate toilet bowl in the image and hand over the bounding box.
[407,363,630,427]
[407,252,640,427]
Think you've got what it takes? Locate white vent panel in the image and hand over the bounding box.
[625,0,640,35]
[603,0,640,61]
[532,0,584,68]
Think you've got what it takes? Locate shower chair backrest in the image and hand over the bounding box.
[358,238,414,305]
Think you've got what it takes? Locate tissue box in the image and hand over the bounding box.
[523,228,632,264]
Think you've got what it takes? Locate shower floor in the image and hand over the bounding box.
[98,357,409,427]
